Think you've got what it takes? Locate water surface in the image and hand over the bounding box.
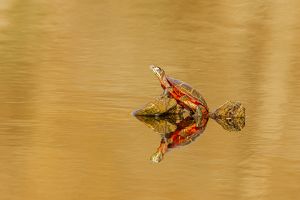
[0,1,300,199]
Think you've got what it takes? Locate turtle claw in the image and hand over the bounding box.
[156,94,164,100]
[156,87,173,100]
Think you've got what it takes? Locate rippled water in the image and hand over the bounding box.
[0,1,300,199]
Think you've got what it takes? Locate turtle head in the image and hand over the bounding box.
[150,151,164,163]
[150,65,165,79]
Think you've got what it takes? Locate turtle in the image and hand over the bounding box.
[150,65,209,117]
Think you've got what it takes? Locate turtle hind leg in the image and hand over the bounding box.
[193,106,209,127]
[195,105,208,117]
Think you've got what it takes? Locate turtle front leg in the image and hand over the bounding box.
[156,87,173,100]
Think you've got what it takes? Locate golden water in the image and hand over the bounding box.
[0,1,299,199]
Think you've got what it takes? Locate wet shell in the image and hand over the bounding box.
[167,77,209,110]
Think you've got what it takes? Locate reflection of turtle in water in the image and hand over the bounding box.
[133,99,245,163]
[135,114,208,163]
[151,116,208,163]
[134,110,244,163]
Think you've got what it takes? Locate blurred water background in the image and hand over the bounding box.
[0,1,299,199]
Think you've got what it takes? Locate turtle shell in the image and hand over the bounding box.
[167,76,209,111]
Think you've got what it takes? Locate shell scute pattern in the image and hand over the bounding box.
[167,77,208,109]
